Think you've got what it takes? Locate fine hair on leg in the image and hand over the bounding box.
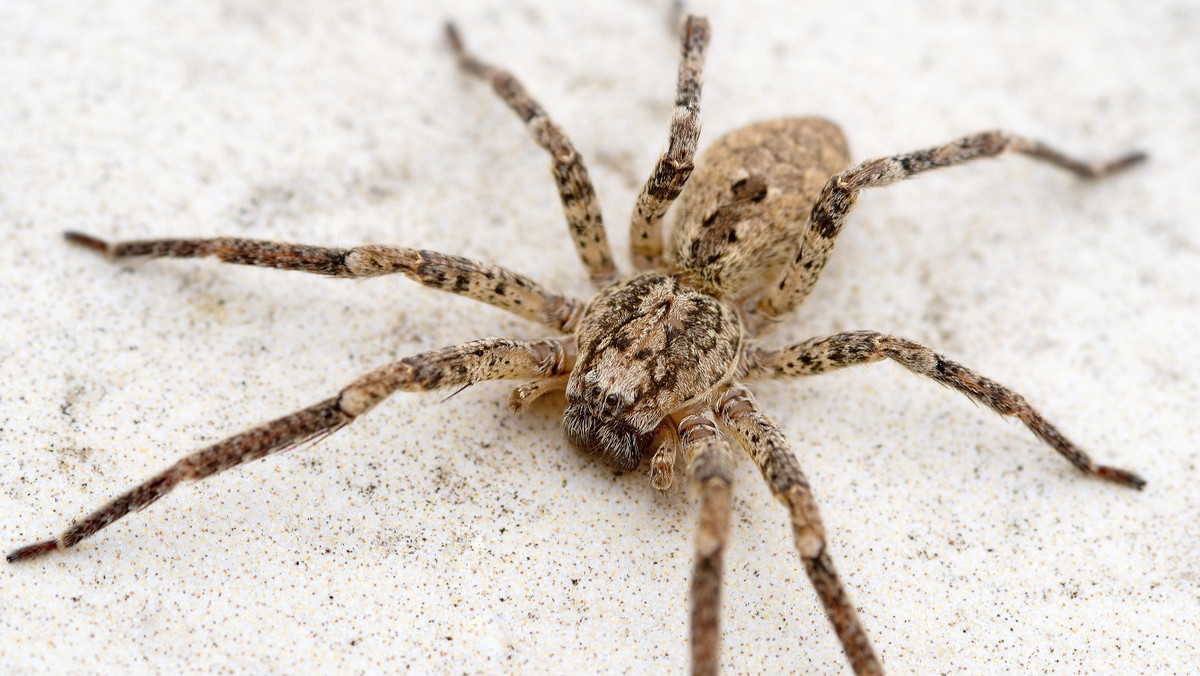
[746,330,1146,488]
[758,131,1147,319]
[445,23,617,286]
[8,336,573,562]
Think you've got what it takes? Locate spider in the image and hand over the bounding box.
[8,14,1147,676]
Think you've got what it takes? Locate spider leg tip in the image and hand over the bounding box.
[444,21,463,51]
[63,231,110,254]
[6,539,60,563]
[1110,150,1149,173]
[1097,465,1147,491]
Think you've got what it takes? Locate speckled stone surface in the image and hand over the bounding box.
[2,2,1197,673]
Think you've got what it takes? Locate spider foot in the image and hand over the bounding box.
[64,231,111,254]
[1097,464,1147,490]
[6,538,60,563]
[1099,150,1148,176]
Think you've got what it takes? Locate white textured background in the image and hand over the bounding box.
[2,1,1197,674]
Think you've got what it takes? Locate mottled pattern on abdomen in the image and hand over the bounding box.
[669,117,850,299]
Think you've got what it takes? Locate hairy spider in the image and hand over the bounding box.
[8,14,1147,676]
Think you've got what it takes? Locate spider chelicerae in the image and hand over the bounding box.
[8,14,1147,676]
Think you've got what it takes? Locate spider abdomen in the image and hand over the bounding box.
[669,117,850,299]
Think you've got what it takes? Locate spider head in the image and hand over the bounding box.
[562,341,669,470]
[563,395,654,471]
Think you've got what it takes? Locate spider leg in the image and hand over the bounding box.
[630,15,709,270]
[445,23,617,287]
[648,419,682,491]
[7,336,573,563]
[65,233,583,332]
[678,407,732,676]
[717,384,883,676]
[746,330,1146,488]
[756,130,1147,320]
[507,374,570,413]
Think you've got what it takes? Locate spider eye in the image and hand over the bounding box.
[563,400,652,471]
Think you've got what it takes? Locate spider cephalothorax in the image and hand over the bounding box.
[9,14,1147,676]
[564,271,742,470]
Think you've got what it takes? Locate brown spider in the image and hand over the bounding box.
[8,14,1146,676]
